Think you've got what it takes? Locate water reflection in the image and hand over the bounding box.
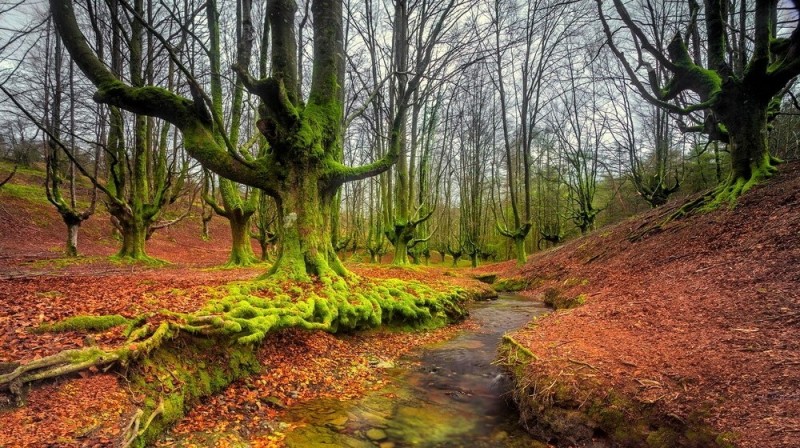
[283,295,550,448]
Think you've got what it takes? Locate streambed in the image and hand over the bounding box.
[280,294,550,447]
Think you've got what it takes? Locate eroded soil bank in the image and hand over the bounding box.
[486,163,800,447]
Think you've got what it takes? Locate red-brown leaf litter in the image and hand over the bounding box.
[474,162,800,447]
[1,162,799,447]
[0,169,483,447]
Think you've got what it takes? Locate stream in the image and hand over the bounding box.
[280,294,550,447]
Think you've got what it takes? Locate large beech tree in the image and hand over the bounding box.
[49,0,412,281]
[597,0,800,206]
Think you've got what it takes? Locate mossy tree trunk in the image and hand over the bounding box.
[114,213,149,259]
[267,166,345,280]
[598,0,799,205]
[203,176,258,266]
[251,190,278,262]
[384,0,417,267]
[51,0,417,280]
[229,207,257,265]
[707,87,778,205]
[447,243,462,267]
[513,235,526,266]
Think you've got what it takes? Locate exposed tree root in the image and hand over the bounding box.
[0,275,470,446]
[121,399,164,448]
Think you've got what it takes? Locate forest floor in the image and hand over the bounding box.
[477,162,800,447]
[2,160,799,447]
[0,162,486,447]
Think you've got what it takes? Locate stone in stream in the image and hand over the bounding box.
[285,426,373,448]
[366,428,388,441]
[326,416,349,429]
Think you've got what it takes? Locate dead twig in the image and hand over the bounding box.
[567,358,598,371]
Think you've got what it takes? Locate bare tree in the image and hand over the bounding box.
[597,0,800,208]
[42,27,99,256]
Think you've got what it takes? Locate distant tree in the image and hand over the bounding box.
[0,165,15,188]
[606,74,680,208]
[42,28,99,257]
[550,44,607,235]
[383,0,459,266]
[200,0,262,267]
[250,189,278,262]
[769,99,800,161]
[100,0,190,261]
[598,0,800,207]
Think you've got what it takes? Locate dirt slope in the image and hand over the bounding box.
[479,162,800,446]
[0,161,247,269]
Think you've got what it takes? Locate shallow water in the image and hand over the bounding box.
[281,295,550,448]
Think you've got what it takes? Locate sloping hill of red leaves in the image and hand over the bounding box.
[475,162,800,447]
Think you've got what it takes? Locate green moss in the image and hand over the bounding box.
[189,276,468,346]
[647,428,680,447]
[542,289,586,310]
[25,269,482,447]
[703,153,779,210]
[38,315,130,333]
[494,277,535,292]
[66,347,105,363]
[28,257,104,270]
[109,254,169,267]
[0,183,50,205]
[562,277,589,287]
[715,432,738,448]
[473,273,497,284]
[129,335,261,447]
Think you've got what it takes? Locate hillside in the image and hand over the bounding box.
[1,160,798,447]
[484,162,800,446]
[0,160,250,269]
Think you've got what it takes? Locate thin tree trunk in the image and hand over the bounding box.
[66,221,80,257]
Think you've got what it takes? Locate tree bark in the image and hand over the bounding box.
[65,221,80,257]
[118,219,148,260]
[710,96,777,205]
[268,166,345,281]
[228,210,256,266]
[513,236,526,266]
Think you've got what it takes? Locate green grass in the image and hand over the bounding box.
[0,183,50,205]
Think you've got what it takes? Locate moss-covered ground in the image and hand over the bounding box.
[0,264,493,447]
